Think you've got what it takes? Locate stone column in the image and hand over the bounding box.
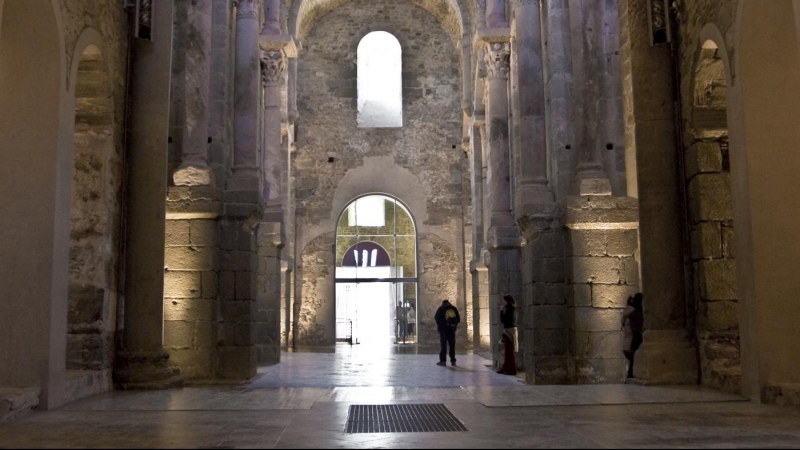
[173,0,214,186]
[260,48,287,218]
[116,0,182,389]
[483,40,523,368]
[487,0,509,27]
[263,0,281,35]
[570,1,611,196]
[287,58,298,124]
[462,40,474,115]
[469,117,490,350]
[230,0,261,188]
[543,0,574,199]
[512,0,553,207]
[484,42,514,230]
[618,0,697,384]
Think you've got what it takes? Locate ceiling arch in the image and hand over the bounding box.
[288,0,471,46]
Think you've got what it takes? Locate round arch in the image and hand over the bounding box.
[333,193,420,345]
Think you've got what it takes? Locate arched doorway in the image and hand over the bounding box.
[686,37,740,394]
[334,194,419,345]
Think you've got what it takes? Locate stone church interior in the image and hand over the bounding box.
[2,0,800,447]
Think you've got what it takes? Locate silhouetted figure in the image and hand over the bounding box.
[434,299,460,366]
[622,293,645,379]
[497,295,518,375]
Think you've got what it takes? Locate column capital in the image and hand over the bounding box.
[261,50,287,86]
[485,42,511,80]
[234,0,259,19]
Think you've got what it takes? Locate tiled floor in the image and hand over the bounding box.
[2,345,800,448]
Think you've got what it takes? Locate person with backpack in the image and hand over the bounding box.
[434,299,460,366]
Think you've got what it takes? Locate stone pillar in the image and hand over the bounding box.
[484,42,514,230]
[173,0,214,186]
[565,196,640,384]
[483,40,523,368]
[230,0,261,187]
[543,0,574,199]
[260,48,287,218]
[511,0,553,207]
[462,40,474,115]
[287,58,298,124]
[570,1,611,196]
[164,187,223,379]
[469,119,491,351]
[257,222,282,364]
[619,0,697,384]
[210,0,235,183]
[116,0,182,390]
[263,0,281,34]
[487,0,509,27]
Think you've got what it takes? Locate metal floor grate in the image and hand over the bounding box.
[345,404,468,433]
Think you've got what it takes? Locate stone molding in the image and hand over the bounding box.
[565,196,640,230]
[484,43,511,80]
[261,50,287,86]
[166,186,224,220]
[234,0,259,19]
[486,225,520,251]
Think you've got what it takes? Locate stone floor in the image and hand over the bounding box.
[1,344,800,448]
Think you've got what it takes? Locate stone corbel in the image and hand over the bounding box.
[516,202,562,244]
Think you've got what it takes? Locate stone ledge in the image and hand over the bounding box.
[167,186,224,219]
[0,388,40,422]
[565,196,639,230]
[764,383,800,408]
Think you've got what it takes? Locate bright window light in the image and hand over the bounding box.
[348,196,386,227]
[357,31,403,128]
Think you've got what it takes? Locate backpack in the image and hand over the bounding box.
[445,308,458,327]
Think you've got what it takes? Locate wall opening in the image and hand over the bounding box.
[335,195,418,345]
[357,31,403,128]
[67,45,117,375]
[686,39,740,394]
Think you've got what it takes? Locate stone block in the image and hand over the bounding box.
[219,271,235,300]
[574,308,624,332]
[222,250,258,272]
[194,321,217,349]
[164,298,215,322]
[572,257,621,284]
[165,246,216,271]
[605,230,639,257]
[722,226,736,259]
[689,174,733,222]
[533,329,569,356]
[592,284,638,309]
[530,355,571,384]
[588,331,625,359]
[544,283,568,305]
[235,271,256,300]
[220,300,256,321]
[698,300,739,332]
[164,271,202,298]
[697,259,738,300]
[201,271,218,298]
[620,257,640,285]
[217,346,257,379]
[68,284,105,326]
[691,222,722,260]
[572,284,592,307]
[570,230,606,256]
[532,305,568,330]
[634,330,698,384]
[574,358,626,384]
[219,322,256,347]
[190,220,219,247]
[165,220,191,246]
[66,334,112,371]
[164,321,195,349]
[686,142,722,178]
[571,331,589,358]
[166,349,213,379]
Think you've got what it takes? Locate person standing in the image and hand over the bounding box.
[434,299,460,366]
[622,293,645,379]
[497,295,518,375]
[407,304,416,338]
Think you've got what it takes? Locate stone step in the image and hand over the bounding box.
[0,388,40,422]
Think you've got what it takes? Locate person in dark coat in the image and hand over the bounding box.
[497,295,518,375]
[622,293,645,378]
[434,299,460,366]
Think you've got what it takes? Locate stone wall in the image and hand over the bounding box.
[292,0,468,346]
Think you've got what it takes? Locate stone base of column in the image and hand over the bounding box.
[577,178,612,196]
[257,221,283,367]
[114,351,183,390]
[217,346,258,380]
[632,330,699,384]
[526,355,571,385]
[469,259,490,351]
[487,225,522,369]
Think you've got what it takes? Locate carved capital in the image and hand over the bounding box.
[484,42,510,80]
[261,50,286,86]
[234,0,259,19]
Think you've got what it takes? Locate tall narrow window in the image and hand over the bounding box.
[357,31,403,128]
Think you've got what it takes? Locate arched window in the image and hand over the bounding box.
[357,31,403,128]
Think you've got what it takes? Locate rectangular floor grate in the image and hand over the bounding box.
[345,404,468,433]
